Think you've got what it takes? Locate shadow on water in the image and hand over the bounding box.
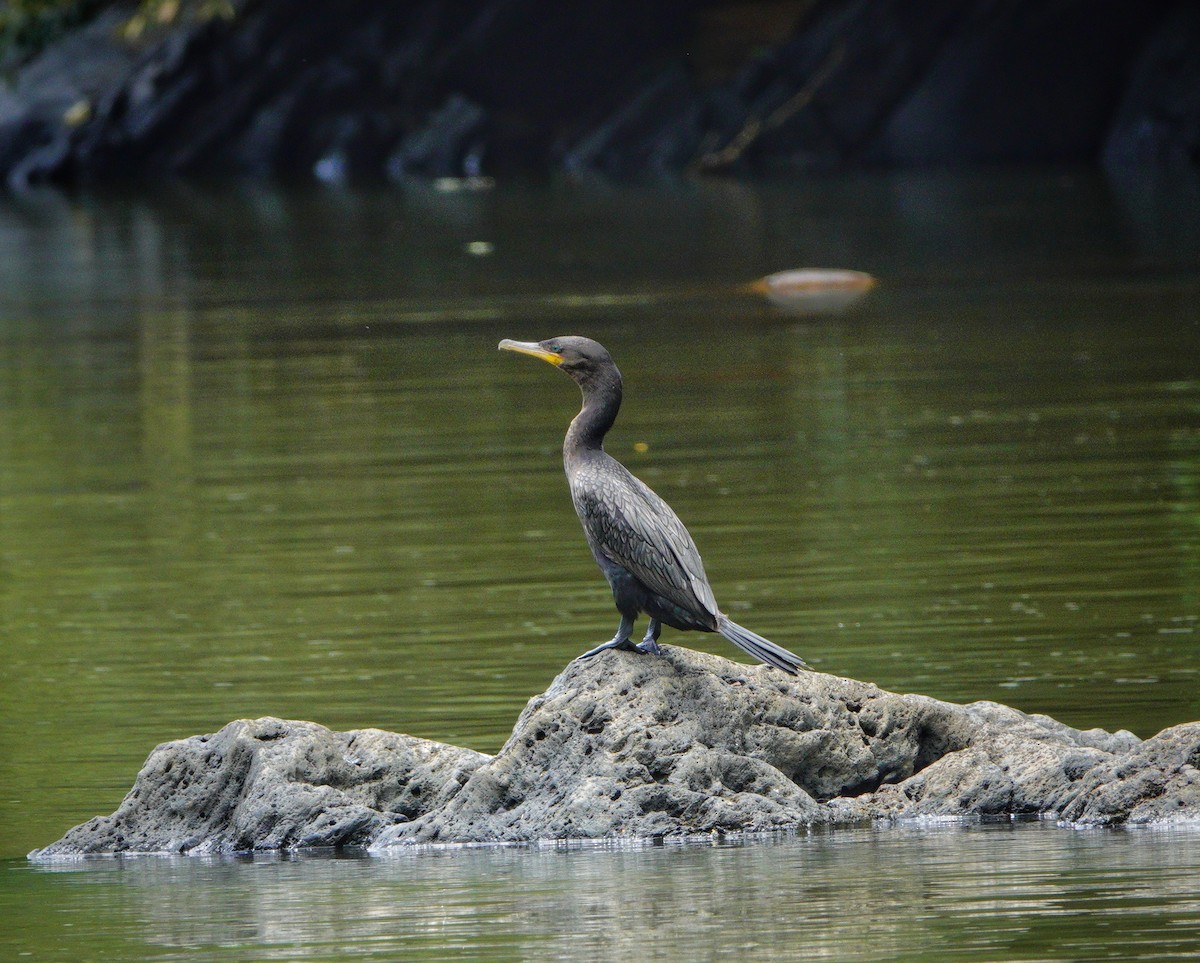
[1,170,1199,956]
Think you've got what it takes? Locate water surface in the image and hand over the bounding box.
[6,823,1200,961]
[1,171,1199,958]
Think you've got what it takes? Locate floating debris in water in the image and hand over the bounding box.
[749,268,876,315]
[435,177,496,193]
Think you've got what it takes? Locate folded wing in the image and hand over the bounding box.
[572,459,719,620]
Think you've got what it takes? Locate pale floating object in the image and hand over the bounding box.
[749,268,877,315]
[434,176,496,193]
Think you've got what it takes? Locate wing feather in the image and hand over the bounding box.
[570,458,718,618]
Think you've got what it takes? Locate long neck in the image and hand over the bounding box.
[564,367,622,459]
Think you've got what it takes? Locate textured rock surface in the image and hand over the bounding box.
[30,646,1200,858]
[374,648,974,845]
[31,717,489,857]
[1054,723,1200,826]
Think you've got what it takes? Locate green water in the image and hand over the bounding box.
[6,825,1200,961]
[2,172,1199,959]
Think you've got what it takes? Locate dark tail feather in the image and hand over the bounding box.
[716,616,809,675]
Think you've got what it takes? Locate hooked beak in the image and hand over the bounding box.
[498,339,563,366]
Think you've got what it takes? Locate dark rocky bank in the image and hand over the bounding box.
[2,0,1198,189]
[31,646,1200,858]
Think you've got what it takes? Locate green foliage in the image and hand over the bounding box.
[0,0,234,70]
[0,0,112,67]
[120,0,234,44]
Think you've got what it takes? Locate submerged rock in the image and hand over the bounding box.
[30,647,1199,858]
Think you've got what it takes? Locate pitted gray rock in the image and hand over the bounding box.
[32,717,489,857]
[29,647,1199,858]
[374,648,975,845]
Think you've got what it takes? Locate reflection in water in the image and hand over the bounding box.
[1,172,1199,958]
[8,824,1200,960]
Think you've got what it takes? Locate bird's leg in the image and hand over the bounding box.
[636,619,662,655]
[578,615,639,660]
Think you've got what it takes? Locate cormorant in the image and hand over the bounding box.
[499,335,809,674]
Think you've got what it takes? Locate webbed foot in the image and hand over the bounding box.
[577,615,639,660]
[578,636,639,659]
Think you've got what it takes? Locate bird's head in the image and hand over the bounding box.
[498,336,618,389]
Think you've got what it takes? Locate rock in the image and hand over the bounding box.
[386,94,489,180]
[561,0,1185,176]
[857,0,1163,167]
[1055,722,1200,826]
[30,717,490,857]
[1103,2,1200,172]
[29,646,1200,859]
[2,1,1195,185]
[560,64,706,178]
[0,8,141,188]
[832,702,1141,822]
[0,0,698,186]
[373,649,978,845]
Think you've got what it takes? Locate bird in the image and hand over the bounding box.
[498,335,809,674]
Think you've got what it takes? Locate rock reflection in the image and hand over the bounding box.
[23,824,1200,960]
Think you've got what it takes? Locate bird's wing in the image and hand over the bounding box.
[572,460,719,619]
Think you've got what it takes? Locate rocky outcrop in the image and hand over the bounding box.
[30,646,1200,859]
[1103,2,1200,172]
[0,0,697,187]
[566,0,1180,176]
[1,0,1195,187]
[32,717,489,856]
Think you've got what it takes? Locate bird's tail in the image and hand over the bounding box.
[717,616,810,675]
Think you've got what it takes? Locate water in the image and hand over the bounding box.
[1,171,1199,958]
[4,824,1200,961]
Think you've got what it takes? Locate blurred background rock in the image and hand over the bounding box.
[1,0,1196,189]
